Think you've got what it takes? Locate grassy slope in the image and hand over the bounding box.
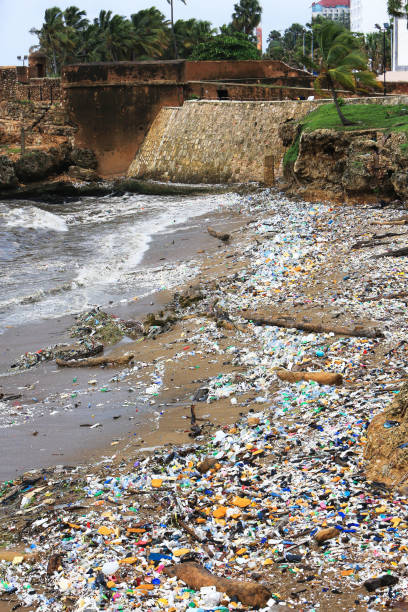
[284,102,408,168]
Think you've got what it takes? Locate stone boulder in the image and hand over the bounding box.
[15,145,70,182]
[67,165,99,182]
[293,129,351,190]
[278,120,301,147]
[365,382,408,488]
[69,147,97,170]
[0,155,18,189]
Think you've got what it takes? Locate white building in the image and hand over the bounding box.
[312,0,350,23]
[350,0,389,33]
[392,17,408,72]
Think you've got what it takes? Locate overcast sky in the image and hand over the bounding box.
[0,0,311,66]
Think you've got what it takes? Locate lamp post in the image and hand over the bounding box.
[17,55,28,66]
[375,23,390,96]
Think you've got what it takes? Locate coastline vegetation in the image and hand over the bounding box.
[284,103,408,168]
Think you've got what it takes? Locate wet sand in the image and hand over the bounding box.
[0,204,248,480]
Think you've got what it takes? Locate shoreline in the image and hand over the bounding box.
[1,189,408,610]
[0,197,251,480]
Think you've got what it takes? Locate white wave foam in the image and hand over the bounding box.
[4,206,68,232]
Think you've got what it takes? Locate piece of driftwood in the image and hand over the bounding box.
[207,226,230,242]
[373,219,408,226]
[275,369,343,386]
[56,353,135,368]
[163,563,271,608]
[372,246,408,259]
[242,311,384,339]
[362,292,408,303]
[351,240,390,250]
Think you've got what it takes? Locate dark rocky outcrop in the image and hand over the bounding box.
[0,155,18,188]
[281,126,408,203]
[67,165,99,182]
[69,147,97,170]
[14,144,71,182]
[365,381,408,488]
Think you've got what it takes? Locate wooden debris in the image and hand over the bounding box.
[207,226,230,242]
[275,369,343,386]
[56,353,135,368]
[372,246,408,259]
[163,562,271,608]
[242,311,384,339]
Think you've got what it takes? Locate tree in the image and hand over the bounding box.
[167,0,186,59]
[30,6,72,75]
[190,31,261,60]
[313,21,379,125]
[91,11,134,62]
[231,0,262,38]
[388,0,408,17]
[172,19,216,59]
[365,30,391,73]
[130,8,169,60]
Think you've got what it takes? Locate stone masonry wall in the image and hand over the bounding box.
[128,96,408,184]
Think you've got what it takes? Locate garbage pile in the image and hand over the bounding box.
[1,192,408,610]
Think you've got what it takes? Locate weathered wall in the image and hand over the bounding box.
[62,61,318,175]
[128,96,408,184]
[0,67,61,103]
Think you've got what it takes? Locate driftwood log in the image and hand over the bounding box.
[56,353,135,368]
[207,226,230,242]
[242,311,384,339]
[163,563,271,609]
[275,368,343,386]
[372,246,408,259]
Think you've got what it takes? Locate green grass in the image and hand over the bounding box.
[283,102,408,168]
[302,102,408,133]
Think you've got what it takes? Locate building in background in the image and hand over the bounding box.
[350,0,389,33]
[312,0,350,27]
[392,17,408,72]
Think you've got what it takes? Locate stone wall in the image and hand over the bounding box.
[128,96,408,184]
[0,67,61,103]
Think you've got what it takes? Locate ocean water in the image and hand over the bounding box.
[0,192,236,332]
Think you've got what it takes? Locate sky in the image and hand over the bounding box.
[0,0,312,66]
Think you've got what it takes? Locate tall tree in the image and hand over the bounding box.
[167,0,186,59]
[172,19,216,58]
[231,0,262,39]
[313,21,379,125]
[191,31,260,60]
[30,6,72,74]
[92,11,134,62]
[130,8,169,60]
[388,0,408,17]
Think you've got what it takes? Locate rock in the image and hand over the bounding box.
[365,381,408,486]
[67,165,99,182]
[15,145,70,182]
[278,120,301,147]
[163,563,271,609]
[0,155,17,188]
[176,285,204,309]
[314,527,339,545]
[197,457,218,473]
[391,171,408,199]
[47,553,64,576]
[53,343,104,361]
[364,574,399,592]
[69,147,97,170]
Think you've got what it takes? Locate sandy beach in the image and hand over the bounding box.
[1,189,408,610]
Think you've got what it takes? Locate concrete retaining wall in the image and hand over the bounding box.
[128,96,408,184]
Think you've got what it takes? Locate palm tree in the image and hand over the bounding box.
[166,0,186,59]
[231,0,262,38]
[30,6,72,74]
[130,9,170,60]
[313,21,379,126]
[92,11,133,62]
[62,7,89,64]
[173,19,216,58]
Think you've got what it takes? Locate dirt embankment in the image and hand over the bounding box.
[280,121,408,205]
